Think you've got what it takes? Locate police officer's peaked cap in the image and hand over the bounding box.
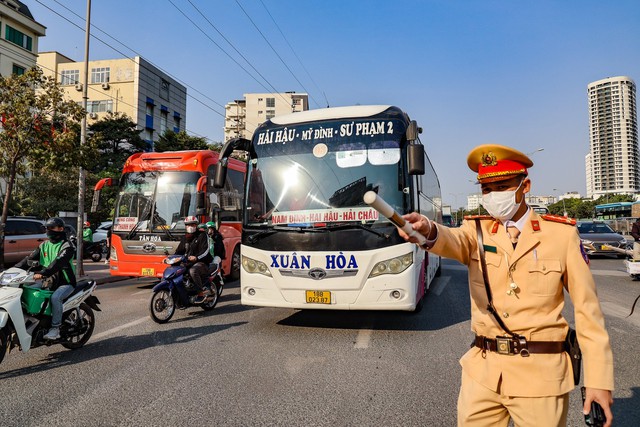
[467,144,534,184]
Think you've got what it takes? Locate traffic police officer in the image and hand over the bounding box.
[399,144,614,426]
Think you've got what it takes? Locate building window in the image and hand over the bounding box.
[266,98,275,108]
[60,70,80,85]
[266,110,275,120]
[146,103,154,116]
[160,79,170,101]
[5,25,32,51]
[160,110,168,134]
[12,64,26,75]
[87,100,113,113]
[173,113,181,131]
[91,67,110,84]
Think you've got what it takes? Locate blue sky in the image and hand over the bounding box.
[29,0,640,207]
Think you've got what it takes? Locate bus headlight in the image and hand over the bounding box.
[110,247,117,261]
[242,255,272,277]
[369,252,413,278]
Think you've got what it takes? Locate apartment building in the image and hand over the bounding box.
[37,52,186,149]
[586,76,639,198]
[224,92,308,141]
[0,0,45,76]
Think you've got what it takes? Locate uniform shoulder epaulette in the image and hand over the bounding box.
[463,215,493,221]
[540,214,576,226]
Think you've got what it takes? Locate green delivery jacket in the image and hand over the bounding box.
[16,239,76,291]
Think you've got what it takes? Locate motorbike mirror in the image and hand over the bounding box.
[27,260,40,268]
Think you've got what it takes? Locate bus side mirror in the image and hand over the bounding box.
[196,191,206,215]
[408,144,425,175]
[209,193,220,210]
[214,159,228,188]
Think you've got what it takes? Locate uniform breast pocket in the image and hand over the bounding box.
[470,251,502,288]
[526,259,563,296]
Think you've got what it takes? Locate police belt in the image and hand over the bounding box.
[473,335,566,356]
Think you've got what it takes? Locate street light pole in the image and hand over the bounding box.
[76,0,91,277]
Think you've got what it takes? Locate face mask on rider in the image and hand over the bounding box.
[480,179,525,222]
[185,226,197,234]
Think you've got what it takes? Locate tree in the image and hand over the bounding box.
[87,112,147,175]
[0,67,84,266]
[154,130,212,152]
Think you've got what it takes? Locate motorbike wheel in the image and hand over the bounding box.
[150,289,175,323]
[201,285,219,311]
[0,328,9,365]
[61,303,95,349]
[91,251,102,262]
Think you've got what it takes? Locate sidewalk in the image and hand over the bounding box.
[75,261,129,285]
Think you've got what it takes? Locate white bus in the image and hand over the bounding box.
[215,105,442,311]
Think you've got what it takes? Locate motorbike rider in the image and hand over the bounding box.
[205,221,226,266]
[175,216,212,303]
[82,221,93,243]
[16,217,76,340]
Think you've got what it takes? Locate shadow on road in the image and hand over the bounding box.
[0,321,247,379]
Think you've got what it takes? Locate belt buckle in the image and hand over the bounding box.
[496,337,513,355]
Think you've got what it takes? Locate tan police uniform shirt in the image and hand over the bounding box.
[428,210,614,397]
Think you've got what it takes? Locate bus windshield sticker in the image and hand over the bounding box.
[368,141,401,165]
[313,143,328,158]
[271,207,379,225]
[113,216,138,231]
[336,142,367,168]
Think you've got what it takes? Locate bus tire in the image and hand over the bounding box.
[229,245,241,282]
[435,257,442,277]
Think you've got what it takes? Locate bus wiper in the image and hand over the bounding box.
[247,225,324,243]
[322,223,390,239]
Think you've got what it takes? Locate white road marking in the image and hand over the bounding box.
[432,276,451,296]
[600,301,640,328]
[132,290,149,296]
[92,317,148,340]
[354,328,372,349]
[590,269,628,277]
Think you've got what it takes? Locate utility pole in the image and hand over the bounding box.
[76,0,91,277]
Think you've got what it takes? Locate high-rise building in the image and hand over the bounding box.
[224,92,309,141]
[37,51,187,150]
[586,76,638,198]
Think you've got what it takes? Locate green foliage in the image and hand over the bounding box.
[155,130,211,152]
[0,67,84,224]
[87,111,147,174]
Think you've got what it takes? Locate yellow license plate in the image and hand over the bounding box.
[305,290,331,304]
[141,268,155,277]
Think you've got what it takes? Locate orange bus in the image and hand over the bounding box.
[92,150,246,279]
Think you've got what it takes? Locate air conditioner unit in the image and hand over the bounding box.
[101,82,110,90]
[75,83,83,91]
[89,112,98,119]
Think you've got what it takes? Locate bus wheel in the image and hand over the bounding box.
[229,246,241,281]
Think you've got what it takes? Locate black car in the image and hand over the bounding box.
[577,221,630,257]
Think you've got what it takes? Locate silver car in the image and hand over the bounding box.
[92,221,112,242]
[577,221,630,257]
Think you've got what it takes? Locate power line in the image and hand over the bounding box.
[35,0,261,140]
[166,0,291,108]
[258,0,328,108]
[234,0,320,108]
[184,0,292,107]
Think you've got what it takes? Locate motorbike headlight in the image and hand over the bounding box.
[242,255,271,277]
[369,252,413,278]
[0,273,19,284]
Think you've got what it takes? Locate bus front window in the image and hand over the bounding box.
[114,171,201,233]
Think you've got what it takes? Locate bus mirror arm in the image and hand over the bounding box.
[214,137,252,188]
[91,178,113,213]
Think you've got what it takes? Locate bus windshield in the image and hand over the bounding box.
[113,170,201,232]
[247,120,407,226]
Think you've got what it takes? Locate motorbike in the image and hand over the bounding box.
[602,244,640,280]
[69,235,107,262]
[0,261,101,365]
[149,255,223,323]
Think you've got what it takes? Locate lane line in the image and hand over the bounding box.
[433,276,451,296]
[590,269,628,277]
[132,290,150,296]
[92,317,148,340]
[354,328,372,349]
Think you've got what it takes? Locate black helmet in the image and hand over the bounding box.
[45,217,65,228]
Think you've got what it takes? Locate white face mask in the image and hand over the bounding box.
[481,180,524,222]
[186,226,197,234]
